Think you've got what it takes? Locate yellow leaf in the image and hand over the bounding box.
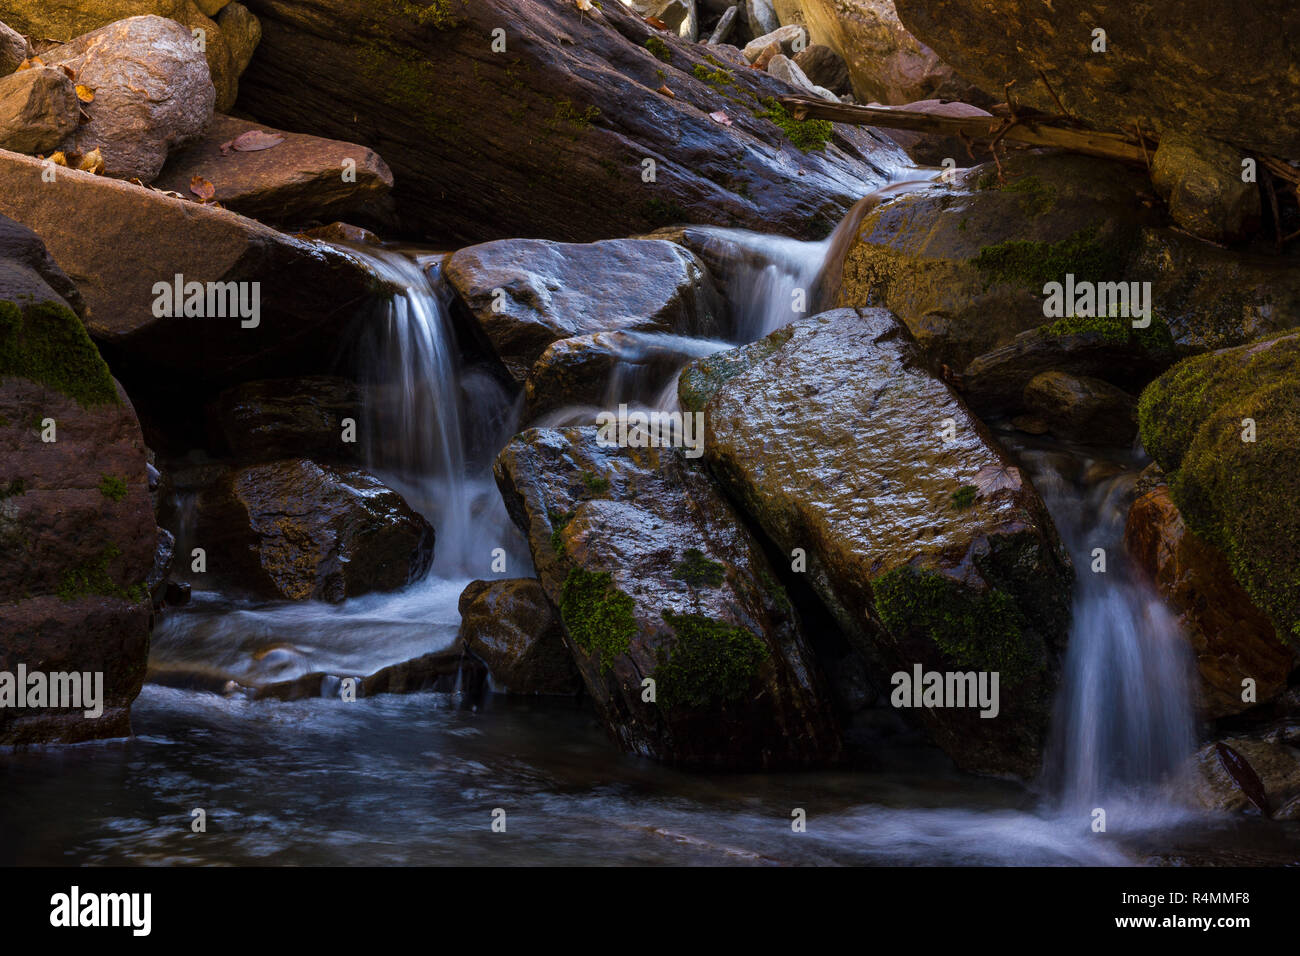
[75,84,94,104]
[76,147,104,174]
[48,151,68,167]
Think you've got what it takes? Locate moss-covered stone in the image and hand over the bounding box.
[1041,312,1175,354]
[645,36,672,62]
[559,568,636,672]
[98,474,128,502]
[755,97,833,152]
[0,299,118,407]
[56,544,146,603]
[654,611,768,709]
[951,484,977,510]
[672,548,726,588]
[972,227,1129,293]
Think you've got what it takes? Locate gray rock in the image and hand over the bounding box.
[1151,133,1262,243]
[746,0,781,34]
[767,53,837,100]
[708,4,741,44]
[0,66,78,154]
[743,23,808,60]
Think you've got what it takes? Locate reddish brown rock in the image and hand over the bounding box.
[459,579,581,696]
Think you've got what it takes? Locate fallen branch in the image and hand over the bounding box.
[778,94,1151,166]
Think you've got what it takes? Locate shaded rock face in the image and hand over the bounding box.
[0,213,153,745]
[1138,332,1300,646]
[4,0,257,112]
[195,459,433,603]
[679,309,1074,777]
[893,0,1300,157]
[1022,370,1136,446]
[1175,738,1300,817]
[236,0,907,243]
[0,21,29,75]
[459,578,582,696]
[1150,134,1261,244]
[250,644,486,703]
[210,375,362,462]
[1125,483,1291,719]
[46,16,215,183]
[793,44,850,95]
[494,427,842,769]
[876,98,991,166]
[0,67,78,154]
[154,114,395,230]
[836,153,1162,371]
[0,149,385,397]
[445,238,725,383]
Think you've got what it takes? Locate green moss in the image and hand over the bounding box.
[758,567,792,613]
[580,471,610,495]
[672,548,726,588]
[560,568,637,672]
[56,544,146,603]
[971,227,1128,293]
[1041,312,1175,353]
[1137,334,1300,642]
[0,478,25,499]
[645,36,673,62]
[654,611,767,709]
[873,566,1034,684]
[1001,175,1058,216]
[549,99,601,131]
[98,474,127,502]
[951,485,976,510]
[640,197,690,227]
[548,508,575,556]
[678,325,795,411]
[692,63,735,90]
[392,0,465,29]
[755,97,833,152]
[0,299,118,407]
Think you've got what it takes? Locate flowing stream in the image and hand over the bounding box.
[2,182,1296,866]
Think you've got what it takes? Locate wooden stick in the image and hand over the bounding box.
[779,94,1150,166]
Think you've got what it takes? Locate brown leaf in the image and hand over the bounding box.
[58,64,75,79]
[972,463,1022,497]
[656,84,675,98]
[76,147,104,174]
[16,56,43,71]
[48,151,68,167]
[708,110,732,126]
[189,175,216,202]
[645,16,668,29]
[75,84,94,104]
[1215,742,1271,817]
[219,129,286,155]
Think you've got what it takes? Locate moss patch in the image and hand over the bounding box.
[654,611,768,709]
[951,485,976,510]
[874,566,1034,684]
[971,227,1128,293]
[559,568,636,672]
[0,299,118,407]
[0,478,24,499]
[755,97,832,152]
[645,36,673,62]
[672,548,726,588]
[1041,312,1175,353]
[580,471,610,495]
[1000,175,1058,216]
[392,0,466,30]
[98,474,127,502]
[640,197,690,227]
[56,544,146,603]
[548,508,575,556]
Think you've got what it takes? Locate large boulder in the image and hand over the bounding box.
[1125,481,1292,718]
[445,238,725,383]
[45,16,215,183]
[3,0,258,112]
[1150,134,1262,244]
[0,67,78,154]
[236,0,908,242]
[210,375,362,462]
[1138,332,1300,645]
[1174,737,1300,817]
[154,114,395,229]
[892,0,1300,157]
[494,427,843,769]
[458,578,582,695]
[194,458,434,603]
[679,309,1074,777]
[0,214,153,745]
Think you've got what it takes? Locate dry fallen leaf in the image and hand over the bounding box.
[189,175,216,201]
[574,0,595,10]
[972,463,1022,497]
[48,151,68,167]
[16,56,43,71]
[219,129,286,155]
[58,64,74,79]
[645,16,668,29]
[75,84,94,104]
[709,110,732,126]
[76,147,104,174]
[657,84,675,98]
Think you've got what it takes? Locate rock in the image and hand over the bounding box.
[459,579,582,695]
[44,16,214,183]
[235,0,906,242]
[254,644,487,702]
[1125,483,1291,718]
[3,0,251,112]
[194,459,434,603]
[445,238,725,383]
[707,5,740,44]
[210,375,362,462]
[1022,370,1137,445]
[0,66,78,154]
[1138,332,1300,646]
[494,427,842,769]
[625,1,699,40]
[0,21,29,75]
[0,213,153,745]
[1175,737,1300,816]
[893,0,1300,157]
[0,149,388,394]
[772,0,986,105]
[793,44,850,95]
[836,152,1163,371]
[214,2,260,77]
[679,309,1073,777]
[874,98,991,166]
[746,0,781,34]
[1151,134,1262,243]
[750,42,781,71]
[153,113,394,229]
[145,526,176,606]
[742,24,808,60]
[766,54,837,101]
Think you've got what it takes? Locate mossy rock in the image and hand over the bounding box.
[0,298,118,407]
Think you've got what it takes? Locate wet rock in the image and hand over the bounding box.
[494,427,842,769]
[1125,483,1291,719]
[893,0,1300,157]
[0,213,153,745]
[1022,370,1136,446]
[145,526,176,607]
[459,579,582,696]
[679,308,1074,777]
[254,644,486,702]
[0,67,78,154]
[836,152,1162,371]
[793,44,850,95]
[1138,332,1300,646]
[153,114,394,229]
[44,16,214,183]
[1174,737,1300,816]
[211,376,362,463]
[195,459,434,603]
[0,149,386,392]
[0,21,29,75]
[446,238,725,383]
[4,0,254,112]
[1151,134,1261,244]
[235,0,906,242]
[523,331,688,420]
